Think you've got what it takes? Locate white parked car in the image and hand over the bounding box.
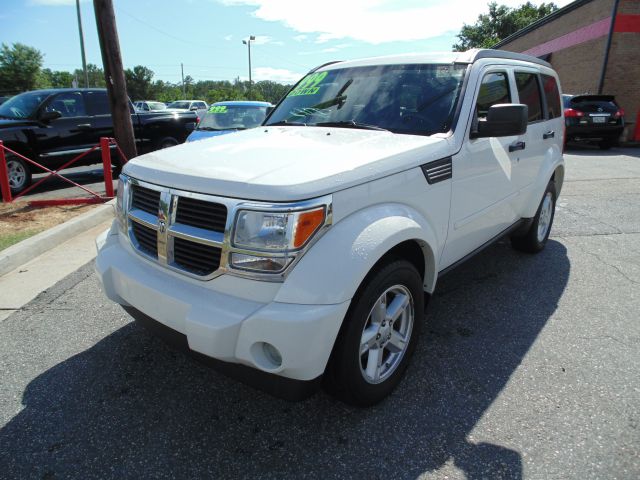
[96,49,565,406]
[165,100,208,116]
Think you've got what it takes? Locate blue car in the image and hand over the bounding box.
[186,101,273,142]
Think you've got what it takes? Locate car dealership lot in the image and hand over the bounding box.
[0,147,638,479]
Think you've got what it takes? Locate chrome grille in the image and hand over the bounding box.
[125,179,228,279]
[176,196,227,232]
[131,185,160,214]
[173,237,221,275]
[131,221,157,257]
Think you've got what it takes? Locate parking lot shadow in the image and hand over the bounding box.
[0,240,570,479]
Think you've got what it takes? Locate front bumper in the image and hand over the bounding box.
[95,223,350,386]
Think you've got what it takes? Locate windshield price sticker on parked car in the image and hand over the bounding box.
[288,72,329,97]
[209,105,228,113]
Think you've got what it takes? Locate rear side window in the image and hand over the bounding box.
[515,72,543,122]
[476,72,511,119]
[85,91,111,116]
[541,74,561,118]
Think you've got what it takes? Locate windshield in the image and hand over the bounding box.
[266,63,467,135]
[197,105,268,130]
[0,91,52,119]
[168,101,190,109]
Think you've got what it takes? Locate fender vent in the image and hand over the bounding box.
[421,157,452,184]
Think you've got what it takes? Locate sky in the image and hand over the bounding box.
[0,0,573,85]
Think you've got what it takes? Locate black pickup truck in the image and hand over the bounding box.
[0,88,197,193]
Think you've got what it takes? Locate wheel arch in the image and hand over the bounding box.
[551,163,565,196]
[274,204,441,305]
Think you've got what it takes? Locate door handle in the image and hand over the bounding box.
[543,130,555,139]
[509,141,526,152]
[76,123,93,131]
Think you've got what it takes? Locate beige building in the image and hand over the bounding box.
[494,0,640,142]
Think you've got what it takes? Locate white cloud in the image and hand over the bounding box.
[224,34,233,41]
[293,35,307,42]
[220,0,574,44]
[253,67,302,83]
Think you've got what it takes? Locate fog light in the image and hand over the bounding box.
[230,253,291,272]
[263,342,282,367]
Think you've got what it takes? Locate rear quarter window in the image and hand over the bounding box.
[541,74,562,119]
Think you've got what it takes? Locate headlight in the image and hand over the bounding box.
[230,206,326,272]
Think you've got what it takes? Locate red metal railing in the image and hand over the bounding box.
[0,137,127,207]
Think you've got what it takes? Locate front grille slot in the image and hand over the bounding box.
[131,221,157,257]
[131,185,160,214]
[176,197,227,232]
[173,237,221,275]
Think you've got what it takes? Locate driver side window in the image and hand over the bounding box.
[476,72,511,120]
[45,92,87,118]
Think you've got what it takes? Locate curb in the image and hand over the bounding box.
[0,200,115,277]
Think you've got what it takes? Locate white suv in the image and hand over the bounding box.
[96,49,564,406]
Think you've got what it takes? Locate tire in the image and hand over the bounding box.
[157,137,178,150]
[6,155,32,195]
[511,180,556,254]
[324,258,424,406]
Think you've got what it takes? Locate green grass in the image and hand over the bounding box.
[0,230,42,252]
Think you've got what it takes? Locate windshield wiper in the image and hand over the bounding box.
[196,127,220,131]
[267,120,307,126]
[314,120,390,132]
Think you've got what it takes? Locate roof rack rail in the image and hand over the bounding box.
[465,49,552,68]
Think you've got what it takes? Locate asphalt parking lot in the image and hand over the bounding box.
[1,146,638,479]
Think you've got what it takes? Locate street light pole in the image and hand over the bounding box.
[242,35,255,100]
[76,0,89,88]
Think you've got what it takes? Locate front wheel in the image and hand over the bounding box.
[324,259,424,406]
[511,180,556,253]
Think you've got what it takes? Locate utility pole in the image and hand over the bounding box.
[181,63,185,98]
[242,35,255,100]
[76,0,89,87]
[93,0,137,160]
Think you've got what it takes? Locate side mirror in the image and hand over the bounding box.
[190,106,199,111]
[472,104,528,138]
[39,110,62,122]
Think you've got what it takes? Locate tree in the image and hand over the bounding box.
[39,68,75,88]
[453,2,558,51]
[125,65,154,100]
[0,43,44,93]
[73,64,106,88]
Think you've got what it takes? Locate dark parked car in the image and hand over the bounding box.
[0,96,9,106]
[563,94,624,149]
[0,88,197,193]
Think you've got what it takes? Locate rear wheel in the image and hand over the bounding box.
[6,156,32,195]
[324,259,424,406]
[157,137,178,150]
[511,180,556,253]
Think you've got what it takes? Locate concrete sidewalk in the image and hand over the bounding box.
[0,219,112,321]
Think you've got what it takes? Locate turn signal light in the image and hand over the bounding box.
[293,207,325,248]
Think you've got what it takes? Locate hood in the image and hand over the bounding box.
[124,126,453,202]
[186,129,238,142]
